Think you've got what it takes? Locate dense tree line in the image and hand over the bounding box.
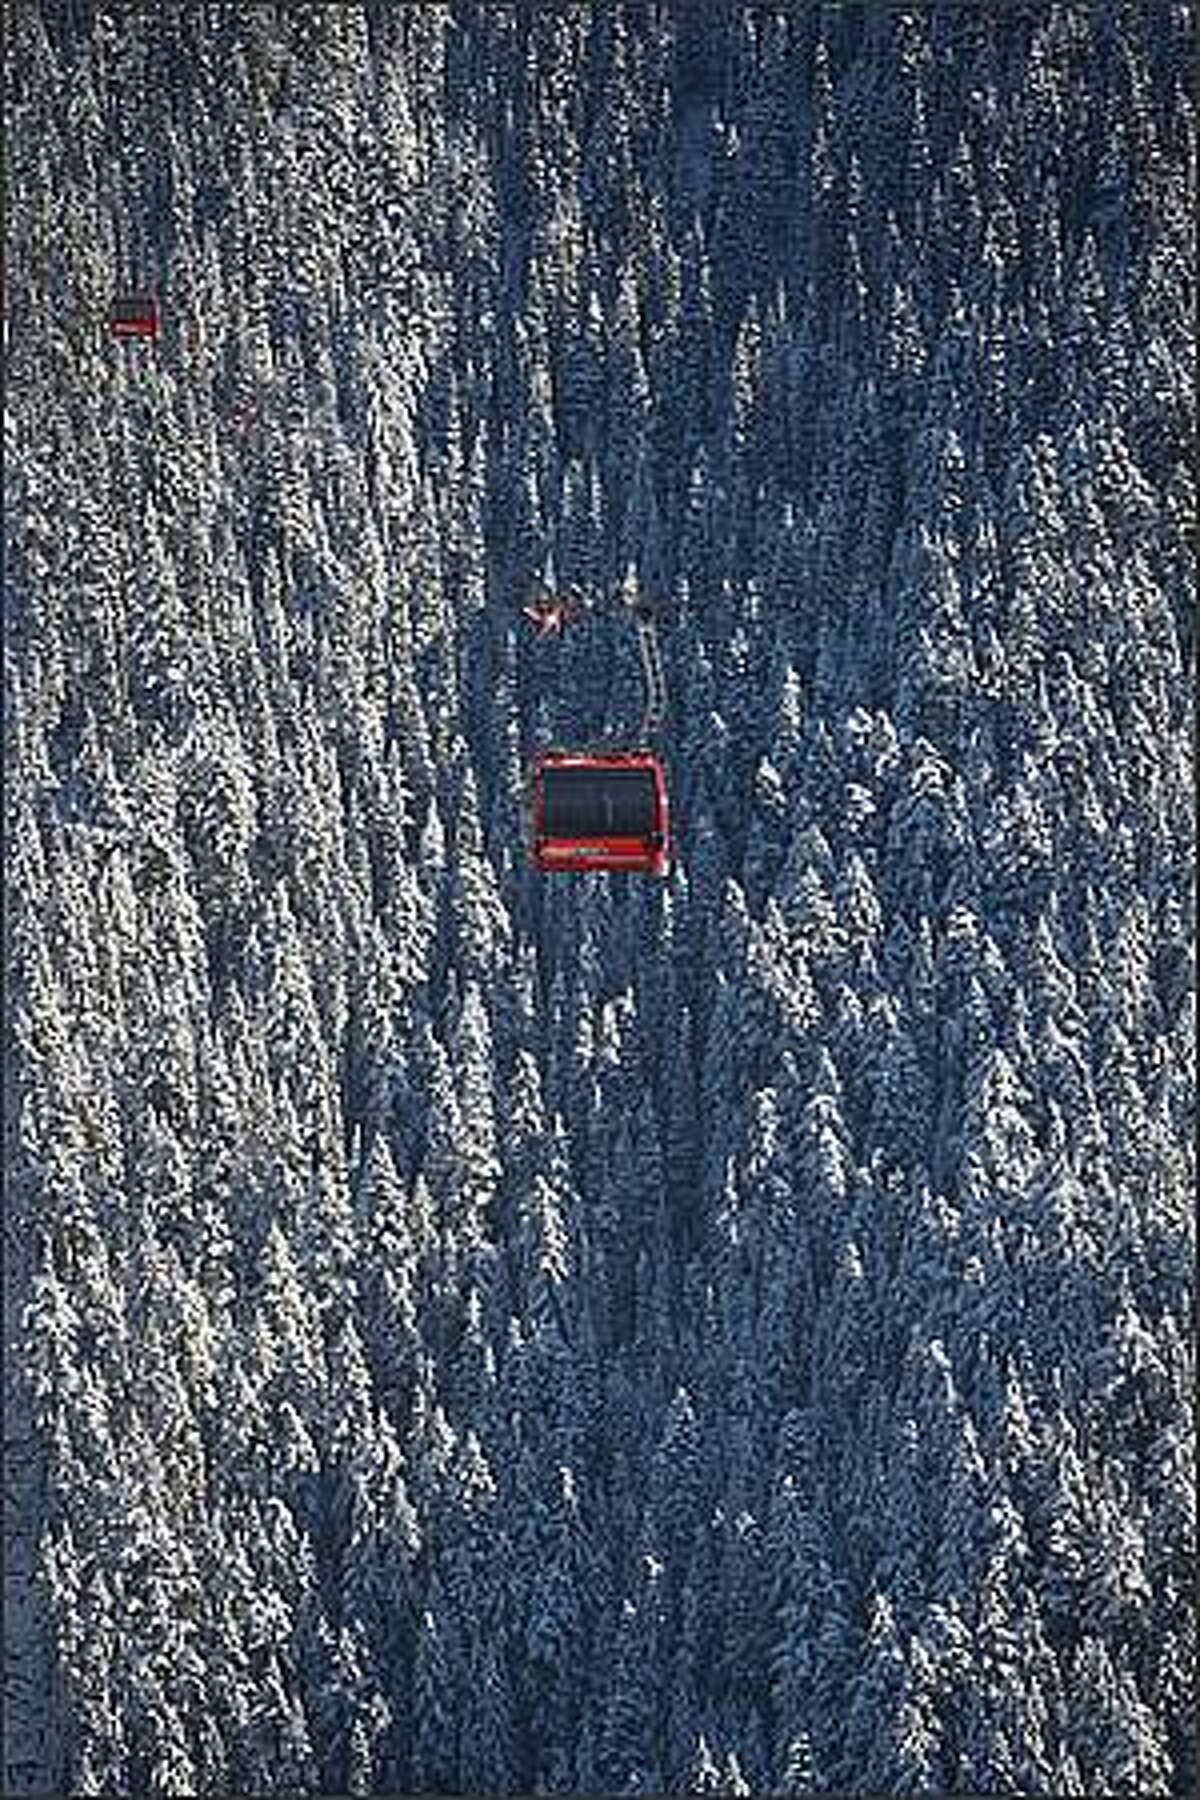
[4,2,1194,1794]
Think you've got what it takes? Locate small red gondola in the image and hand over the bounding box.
[109,293,159,340]
[529,749,670,877]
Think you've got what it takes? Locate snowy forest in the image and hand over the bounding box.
[3,2,1196,1794]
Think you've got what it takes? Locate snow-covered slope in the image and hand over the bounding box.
[4,3,1194,1793]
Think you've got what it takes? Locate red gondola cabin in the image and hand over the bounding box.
[109,293,159,340]
[528,750,670,876]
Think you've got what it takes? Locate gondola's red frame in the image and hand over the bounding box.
[528,749,670,876]
[109,293,159,340]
